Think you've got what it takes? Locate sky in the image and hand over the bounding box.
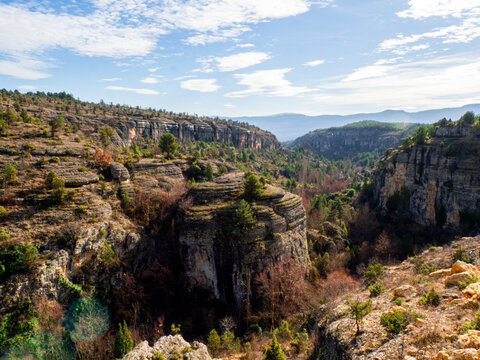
[2,0,480,117]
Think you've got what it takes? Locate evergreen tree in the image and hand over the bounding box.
[49,115,64,138]
[159,133,178,159]
[114,321,134,359]
[263,334,286,360]
[206,163,214,181]
[243,174,263,202]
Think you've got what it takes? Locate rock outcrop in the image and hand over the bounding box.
[373,124,480,230]
[178,173,308,315]
[122,335,212,360]
[112,118,280,150]
[289,121,419,160]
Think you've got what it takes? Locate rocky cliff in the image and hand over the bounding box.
[289,121,419,160]
[179,171,308,316]
[12,99,280,150]
[373,123,480,230]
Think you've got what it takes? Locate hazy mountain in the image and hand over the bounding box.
[229,104,480,141]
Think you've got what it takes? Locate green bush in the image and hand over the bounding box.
[114,321,134,359]
[419,287,441,307]
[58,274,82,298]
[0,299,38,352]
[452,248,472,263]
[369,281,386,297]
[263,334,286,360]
[207,329,221,356]
[1,163,17,185]
[380,309,423,334]
[363,261,384,285]
[458,275,478,290]
[218,165,228,175]
[290,329,311,354]
[152,353,165,360]
[464,311,480,330]
[0,242,36,280]
[0,228,10,241]
[276,320,292,339]
[0,206,8,220]
[159,133,178,159]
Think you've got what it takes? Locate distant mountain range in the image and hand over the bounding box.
[228,104,480,141]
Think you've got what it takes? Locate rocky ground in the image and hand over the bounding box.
[317,235,480,360]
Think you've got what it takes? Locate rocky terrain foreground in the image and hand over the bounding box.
[316,235,480,360]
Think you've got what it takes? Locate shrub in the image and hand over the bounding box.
[263,334,286,360]
[152,353,165,360]
[99,126,115,147]
[411,257,438,275]
[452,248,472,263]
[218,165,228,175]
[207,329,221,356]
[49,115,64,137]
[1,163,17,185]
[170,323,181,335]
[458,275,478,290]
[290,329,311,354]
[51,187,67,204]
[380,309,423,334]
[363,261,384,285]
[58,274,82,298]
[464,311,480,330]
[0,207,7,220]
[221,330,239,352]
[0,228,10,241]
[114,321,134,359]
[458,111,476,126]
[0,299,38,353]
[347,298,372,335]
[243,173,263,202]
[276,320,292,339]
[369,281,386,297]
[419,287,441,307]
[0,242,36,279]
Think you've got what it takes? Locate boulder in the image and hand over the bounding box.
[463,283,480,299]
[452,261,477,275]
[122,335,212,360]
[392,285,415,298]
[445,271,477,286]
[110,162,130,181]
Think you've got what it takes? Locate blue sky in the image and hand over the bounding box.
[2,0,480,117]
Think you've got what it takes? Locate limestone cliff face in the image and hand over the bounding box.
[112,119,280,150]
[178,172,308,315]
[289,121,419,160]
[373,124,480,229]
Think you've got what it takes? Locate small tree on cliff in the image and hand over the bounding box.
[49,115,64,138]
[263,334,286,360]
[347,298,372,335]
[114,321,134,358]
[159,133,178,159]
[243,173,263,202]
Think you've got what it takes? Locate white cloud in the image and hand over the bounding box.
[397,0,480,19]
[140,77,160,84]
[195,52,271,73]
[237,43,255,48]
[304,59,325,67]
[224,103,236,108]
[225,68,313,98]
[174,75,196,81]
[0,0,331,78]
[105,86,159,95]
[181,79,220,92]
[216,52,272,71]
[0,58,50,80]
[379,1,480,55]
[103,77,122,82]
[314,54,480,112]
[148,67,160,72]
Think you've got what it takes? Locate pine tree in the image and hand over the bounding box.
[243,174,263,202]
[114,321,134,359]
[205,163,214,181]
[263,334,286,360]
